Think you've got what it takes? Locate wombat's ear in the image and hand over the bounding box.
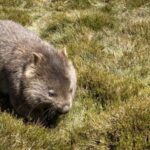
[60,47,68,57]
[32,52,43,65]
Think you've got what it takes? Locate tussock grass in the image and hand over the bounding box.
[0,0,40,8]
[107,97,150,149]
[124,20,150,42]
[80,70,143,105]
[0,0,150,149]
[0,7,31,25]
[78,10,116,31]
[67,0,91,9]
[126,0,150,9]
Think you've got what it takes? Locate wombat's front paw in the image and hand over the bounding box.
[0,94,12,111]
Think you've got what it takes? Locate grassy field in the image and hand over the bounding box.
[0,0,150,149]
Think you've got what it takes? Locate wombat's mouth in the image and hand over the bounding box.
[38,102,70,115]
[42,106,68,118]
[24,103,69,127]
[40,107,63,127]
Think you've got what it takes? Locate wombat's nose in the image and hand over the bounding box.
[57,104,70,114]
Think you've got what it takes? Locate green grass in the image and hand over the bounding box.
[0,7,31,25]
[126,0,150,9]
[0,0,150,149]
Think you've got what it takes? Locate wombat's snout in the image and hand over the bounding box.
[57,103,70,114]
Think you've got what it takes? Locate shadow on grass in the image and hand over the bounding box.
[0,93,61,128]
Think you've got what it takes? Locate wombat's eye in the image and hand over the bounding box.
[48,89,57,97]
[69,88,73,93]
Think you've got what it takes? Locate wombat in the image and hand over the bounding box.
[0,20,77,124]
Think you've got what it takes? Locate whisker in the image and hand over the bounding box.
[27,101,44,116]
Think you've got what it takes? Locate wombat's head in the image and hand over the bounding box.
[22,47,77,121]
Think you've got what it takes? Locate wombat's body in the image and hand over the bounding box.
[0,20,76,123]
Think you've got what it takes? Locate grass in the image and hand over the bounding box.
[0,7,32,25]
[126,0,150,9]
[0,0,150,149]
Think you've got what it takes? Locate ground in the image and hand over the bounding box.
[0,0,150,149]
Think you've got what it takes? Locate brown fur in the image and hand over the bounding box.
[0,20,77,124]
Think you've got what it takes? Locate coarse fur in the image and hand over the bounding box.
[0,20,77,125]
